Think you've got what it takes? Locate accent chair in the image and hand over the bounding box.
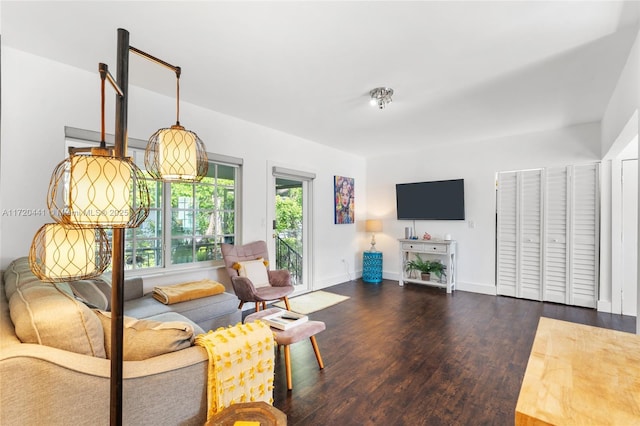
[221,240,294,312]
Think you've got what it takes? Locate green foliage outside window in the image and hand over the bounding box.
[275,187,302,252]
[169,164,236,265]
[120,161,238,270]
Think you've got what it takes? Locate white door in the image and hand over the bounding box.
[544,167,569,304]
[496,164,599,307]
[269,166,315,295]
[519,169,543,301]
[622,159,638,316]
[569,164,599,308]
[496,169,543,300]
[496,172,518,297]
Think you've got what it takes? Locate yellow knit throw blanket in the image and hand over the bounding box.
[152,279,225,305]
[195,321,275,420]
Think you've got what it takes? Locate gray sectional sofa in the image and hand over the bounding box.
[0,257,242,425]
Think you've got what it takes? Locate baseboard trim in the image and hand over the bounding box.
[597,300,612,313]
[456,281,497,296]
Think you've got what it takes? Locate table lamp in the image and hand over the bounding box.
[365,219,383,251]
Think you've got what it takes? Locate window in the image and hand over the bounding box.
[65,127,242,272]
[124,148,163,269]
[168,163,237,265]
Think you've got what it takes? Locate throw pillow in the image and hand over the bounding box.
[69,279,111,310]
[234,258,270,288]
[94,310,195,361]
[9,283,106,358]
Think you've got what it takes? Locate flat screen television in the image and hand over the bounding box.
[396,179,465,220]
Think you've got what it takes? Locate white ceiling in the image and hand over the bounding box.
[2,1,639,157]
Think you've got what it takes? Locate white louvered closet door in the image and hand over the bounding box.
[496,172,518,297]
[519,170,543,300]
[569,164,599,308]
[544,167,569,304]
[496,169,543,300]
[496,164,599,307]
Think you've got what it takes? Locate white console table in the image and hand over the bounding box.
[399,239,457,293]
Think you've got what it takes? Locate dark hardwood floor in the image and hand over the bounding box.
[253,279,635,426]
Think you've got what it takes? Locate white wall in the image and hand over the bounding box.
[600,28,640,317]
[0,47,366,292]
[602,30,639,158]
[367,123,601,295]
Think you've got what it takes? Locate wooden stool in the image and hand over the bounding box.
[206,401,287,425]
[245,308,325,390]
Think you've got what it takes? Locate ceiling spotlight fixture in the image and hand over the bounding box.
[369,87,394,109]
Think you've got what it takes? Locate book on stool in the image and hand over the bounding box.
[262,309,308,330]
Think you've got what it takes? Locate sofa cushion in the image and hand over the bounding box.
[4,257,48,300]
[124,291,240,331]
[98,274,144,302]
[68,275,146,311]
[69,278,111,310]
[145,312,206,335]
[95,310,195,361]
[9,283,106,357]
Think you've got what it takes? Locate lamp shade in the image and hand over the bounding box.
[29,223,111,282]
[145,124,208,182]
[48,153,150,228]
[69,155,131,224]
[365,219,383,233]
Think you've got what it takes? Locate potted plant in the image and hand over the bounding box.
[428,260,447,283]
[405,254,445,281]
[407,255,431,280]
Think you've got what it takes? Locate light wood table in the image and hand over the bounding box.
[516,317,640,425]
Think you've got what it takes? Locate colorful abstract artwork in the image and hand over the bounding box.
[334,175,354,224]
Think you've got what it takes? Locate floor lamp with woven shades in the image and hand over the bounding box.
[29,28,209,425]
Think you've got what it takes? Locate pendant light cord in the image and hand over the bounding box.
[176,75,180,125]
[99,64,107,148]
[175,67,181,126]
